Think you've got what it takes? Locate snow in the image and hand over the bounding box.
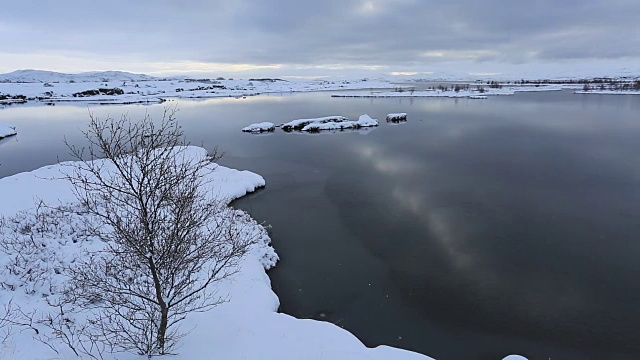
[0,70,394,106]
[281,116,350,131]
[0,146,434,360]
[2,68,637,106]
[468,95,488,99]
[386,113,408,121]
[355,114,379,127]
[0,124,17,139]
[301,121,354,131]
[242,122,276,133]
[502,356,528,360]
[296,114,379,132]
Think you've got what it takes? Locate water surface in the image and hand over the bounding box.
[1,91,639,360]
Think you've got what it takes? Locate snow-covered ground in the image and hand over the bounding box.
[1,70,638,106]
[0,146,441,360]
[0,70,393,106]
[0,124,17,139]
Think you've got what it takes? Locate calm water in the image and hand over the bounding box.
[1,91,640,360]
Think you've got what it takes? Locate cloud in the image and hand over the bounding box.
[1,0,639,75]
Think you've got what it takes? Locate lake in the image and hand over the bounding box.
[1,91,639,360]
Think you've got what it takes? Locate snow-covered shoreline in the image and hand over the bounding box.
[331,85,567,99]
[574,90,640,95]
[2,70,638,107]
[0,124,17,139]
[0,70,394,106]
[0,147,437,360]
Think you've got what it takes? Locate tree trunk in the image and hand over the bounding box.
[148,255,168,354]
[158,305,168,354]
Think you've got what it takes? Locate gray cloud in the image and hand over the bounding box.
[1,0,639,75]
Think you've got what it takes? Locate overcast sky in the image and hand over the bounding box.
[2,0,639,78]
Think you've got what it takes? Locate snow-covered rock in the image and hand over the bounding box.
[281,116,350,131]
[386,113,408,121]
[301,121,355,131]
[0,124,17,139]
[242,122,276,133]
[299,114,378,132]
[355,114,379,127]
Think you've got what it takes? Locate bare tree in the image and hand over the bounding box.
[62,108,255,356]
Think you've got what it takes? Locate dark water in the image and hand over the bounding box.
[1,91,640,360]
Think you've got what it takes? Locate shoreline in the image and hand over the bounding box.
[0,78,395,108]
[0,148,438,360]
[2,76,639,108]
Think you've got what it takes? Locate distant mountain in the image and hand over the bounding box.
[378,63,640,83]
[0,70,157,83]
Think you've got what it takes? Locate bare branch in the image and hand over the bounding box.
[59,107,256,356]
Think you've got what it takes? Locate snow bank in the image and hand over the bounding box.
[0,147,432,360]
[242,122,276,133]
[0,124,17,139]
[386,113,408,121]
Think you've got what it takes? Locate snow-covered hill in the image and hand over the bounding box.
[0,69,157,83]
[382,64,640,82]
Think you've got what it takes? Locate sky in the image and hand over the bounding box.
[1,0,639,79]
